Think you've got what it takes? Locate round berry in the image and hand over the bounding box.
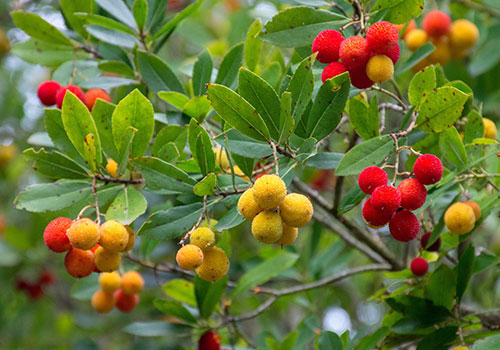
[366,54,394,83]
[371,185,401,215]
[99,271,121,293]
[312,29,344,63]
[444,202,475,235]
[120,271,144,295]
[275,224,298,246]
[410,257,428,276]
[349,67,374,89]
[386,43,400,65]
[64,247,95,278]
[99,220,129,252]
[423,10,451,38]
[397,178,427,210]
[176,244,204,270]
[362,199,393,228]
[94,246,121,272]
[251,211,283,244]
[91,290,115,313]
[199,331,222,350]
[252,174,287,209]
[420,232,441,252]
[366,21,399,55]
[196,246,230,282]
[55,85,85,109]
[43,217,72,253]
[66,218,100,250]
[279,193,313,228]
[114,289,139,312]
[405,29,428,51]
[463,200,481,221]
[413,154,443,185]
[321,61,348,83]
[358,167,388,194]
[238,188,264,221]
[37,80,61,106]
[83,88,111,111]
[389,209,420,242]
[339,36,370,70]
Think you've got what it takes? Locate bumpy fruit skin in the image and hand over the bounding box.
[450,19,479,50]
[358,166,388,194]
[64,247,95,278]
[444,202,476,234]
[423,10,451,38]
[463,200,481,221]
[395,19,416,39]
[94,246,121,272]
[238,189,264,221]
[99,220,129,252]
[91,290,115,313]
[397,178,427,210]
[176,244,204,270]
[339,36,370,70]
[198,331,222,350]
[252,174,287,209]
[366,21,399,55]
[106,158,118,177]
[405,29,428,51]
[410,257,428,276]
[420,232,441,252]
[122,226,136,252]
[275,224,298,246]
[413,154,443,185]
[55,85,85,109]
[99,271,121,293]
[279,193,313,228]
[366,55,394,83]
[84,88,111,111]
[349,67,374,89]
[483,118,497,139]
[190,227,216,250]
[251,211,283,244]
[311,29,344,63]
[120,271,144,295]
[386,43,400,65]
[66,218,100,250]
[321,62,348,83]
[114,289,139,312]
[43,217,72,253]
[362,199,393,228]
[37,81,62,106]
[389,209,420,242]
[213,148,229,170]
[196,247,230,282]
[371,185,401,215]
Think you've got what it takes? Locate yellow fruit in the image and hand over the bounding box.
[99,272,121,293]
[176,244,204,270]
[233,165,249,180]
[450,19,479,50]
[99,220,129,252]
[412,57,431,72]
[251,211,283,244]
[275,224,298,246]
[0,144,16,167]
[428,37,451,65]
[444,202,476,234]
[122,226,136,252]
[405,29,428,51]
[0,28,9,55]
[450,47,469,60]
[462,201,481,221]
[94,246,121,272]
[483,118,497,139]
[190,227,216,250]
[238,188,264,221]
[450,346,468,350]
[213,147,230,170]
[366,55,394,83]
[252,174,287,209]
[91,290,115,313]
[279,193,314,228]
[196,246,229,282]
[120,271,144,295]
[66,218,100,250]
[106,158,118,177]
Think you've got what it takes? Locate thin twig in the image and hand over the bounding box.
[76,45,103,59]
[270,141,279,174]
[94,174,144,184]
[370,85,408,110]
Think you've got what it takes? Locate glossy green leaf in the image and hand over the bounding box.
[338,186,366,215]
[472,253,499,274]
[409,65,436,108]
[152,125,187,157]
[183,96,211,122]
[373,0,424,24]
[23,148,88,179]
[231,153,254,179]
[152,0,203,39]
[416,326,457,350]
[472,334,500,350]
[456,245,475,303]
[193,173,217,196]
[214,129,272,159]
[439,127,467,169]
[105,186,147,225]
[95,0,137,30]
[157,142,180,163]
[82,133,98,172]
[75,13,136,35]
[396,42,434,76]
[306,152,342,169]
[194,275,228,319]
[162,279,196,307]
[11,11,73,46]
[44,109,83,162]
[349,95,379,140]
[137,50,185,93]
[279,91,294,145]
[288,54,315,124]
[464,111,484,144]
[154,299,197,324]
[116,126,137,176]
[214,206,245,231]
[91,99,119,161]
[11,39,89,67]
[158,91,189,109]
[215,43,244,88]
[86,25,139,48]
[356,328,389,350]
[98,60,135,77]
[425,264,456,310]
[192,49,213,96]
[79,76,138,89]
[133,0,148,31]
[60,0,94,38]
[319,331,343,350]
[244,19,263,72]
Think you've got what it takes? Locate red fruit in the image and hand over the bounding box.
[16,278,30,291]
[366,21,399,55]
[321,61,348,83]
[370,185,401,215]
[310,169,333,190]
[37,81,61,106]
[348,67,374,89]
[28,283,44,300]
[339,36,370,70]
[389,209,420,242]
[413,154,443,185]
[397,178,427,210]
[312,30,344,64]
[199,331,222,350]
[358,166,388,194]
[362,199,393,228]
[43,217,72,253]
[55,85,85,109]
[423,10,451,38]
[83,88,111,111]
[386,43,400,65]
[420,232,441,252]
[39,270,55,285]
[410,257,428,276]
[64,247,95,278]
[91,244,101,273]
[114,289,139,312]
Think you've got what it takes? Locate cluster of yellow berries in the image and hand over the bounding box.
[91,271,143,313]
[444,200,481,235]
[238,174,314,246]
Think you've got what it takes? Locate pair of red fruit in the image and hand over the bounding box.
[37,80,111,111]
[15,270,54,300]
[312,21,400,88]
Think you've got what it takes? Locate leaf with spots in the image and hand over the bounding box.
[82,133,98,172]
[11,11,73,46]
[193,173,217,196]
[105,187,147,225]
[409,65,436,108]
[464,110,484,145]
[23,148,89,179]
[372,0,424,25]
[11,39,90,67]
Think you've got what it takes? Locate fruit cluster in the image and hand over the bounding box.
[312,21,400,89]
[91,271,143,313]
[402,11,479,69]
[37,80,111,111]
[15,270,54,301]
[43,217,135,278]
[238,174,313,245]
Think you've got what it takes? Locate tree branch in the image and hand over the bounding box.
[95,174,144,184]
[451,0,500,17]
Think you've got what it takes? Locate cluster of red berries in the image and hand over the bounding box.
[15,270,54,301]
[312,21,400,88]
[37,80,111,111]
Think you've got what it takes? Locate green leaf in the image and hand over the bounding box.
[306,73,350,140]
[456,245,475,303]
[105,186,146,225]
[86,25,139,48]
[157,142,180,163]
[232,252,298,297]
[466,138,499,146]
[439,127,467,169]
[95,0,137,30]
[183,96,211,122]
[416,326,457,350]
[349,96,379,140]
[193,173,217,196]
[214,129,272,159]
[62,92,102,168]
[188,120,215,176]
[137,50,185,93]
[194,275,228,318]
[260,7,348,48]
[244,19,263,72]
[214,206,245,231]
[192,49,213,96]
[472,334,500,349]
[335,135,395,176]
[91,99,119,161]
[409,65,436,108]
[133,0,148,31]
[154,299,197,324]
[11,11,73,46]
[207,84,270,141]
[162,279,196,307]
[319,331,343,350]
[279,91,294,145]
[123,322,175,337]
[44,109,79,160]
[238,68,281,141]
[215,43,244,88]
[82,133,98,172]
[396,42,434,76]
[112,89,154,158]
[231,153,255,179]
[14,180,92,213]
[373,0,424,24]
[79,76,138,89]
[356,328,389,350]
[11,39,89,67]
[472,253,499,274]
[464,111,484,144]
[152,0,203,39]
[337,186,366,215]
[98,60,135,77]
[75,13,137,35]
[287,54,315,124]
[60,0,94,38]
[23,148,88,179]
[152,125,187,158]
[132,156,195,194]
[116,126,136,176]
[158,91,189,110]
[306,152,343,169]
[425,264,456,310]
